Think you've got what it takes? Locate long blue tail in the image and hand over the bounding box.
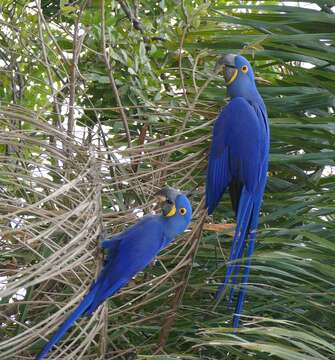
[36,289,97,360]
[36,274,128,359]
[232,227,256,328]
[216,188,258,328]
[216,188,253,300]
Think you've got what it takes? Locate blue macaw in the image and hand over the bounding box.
[36,186,192,360]
[206,54,269,328]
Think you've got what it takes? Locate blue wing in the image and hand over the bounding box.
[86,215,165,315]
[36,215,165,360]
[206,97,265,214]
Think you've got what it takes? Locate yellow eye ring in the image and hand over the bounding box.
[179,207,187,216]
[241,65,248,74]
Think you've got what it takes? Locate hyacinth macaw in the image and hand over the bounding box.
[36,186,192,360]
[206,54,269,328]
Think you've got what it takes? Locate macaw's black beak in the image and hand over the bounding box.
[155,186,180,217]
[214,54,238,85]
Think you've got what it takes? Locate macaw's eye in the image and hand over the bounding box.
[179,207,187,216]
[241,65,248,74]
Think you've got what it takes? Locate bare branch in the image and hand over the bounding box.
[100,0,132,147]
[68,1,87,137]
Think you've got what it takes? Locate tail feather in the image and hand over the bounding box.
[233,227,257,328]
[227,241,244,306]
[216,186,261,329]
[228,201,255,305]
[36,270,128,359]
[36,289,97,360]
[216,188,253,300]
[85,277,128,316]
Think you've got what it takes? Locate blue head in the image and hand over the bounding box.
[215,54,261,102]
[156,186,192,239]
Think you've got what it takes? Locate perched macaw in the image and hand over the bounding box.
[36,186,192,360]
[206,54,269,328]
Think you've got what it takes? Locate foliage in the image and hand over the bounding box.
[0,1,334,359]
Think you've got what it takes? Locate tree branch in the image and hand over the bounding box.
[157,202,207,351]
[117,0,166,46]
[101,0,132,148]
[68,1,87,137]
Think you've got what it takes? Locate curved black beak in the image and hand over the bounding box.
[155,186,180,217]
[214,54,237,85]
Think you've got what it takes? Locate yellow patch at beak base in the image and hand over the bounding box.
[165,205,176,217]
[226,68,238,86]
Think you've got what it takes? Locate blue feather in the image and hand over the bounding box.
[206,54,269,328]
[36,193,192,359]
[232,226,257,328]
[36,289,97,360]
[216,188,253,300]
